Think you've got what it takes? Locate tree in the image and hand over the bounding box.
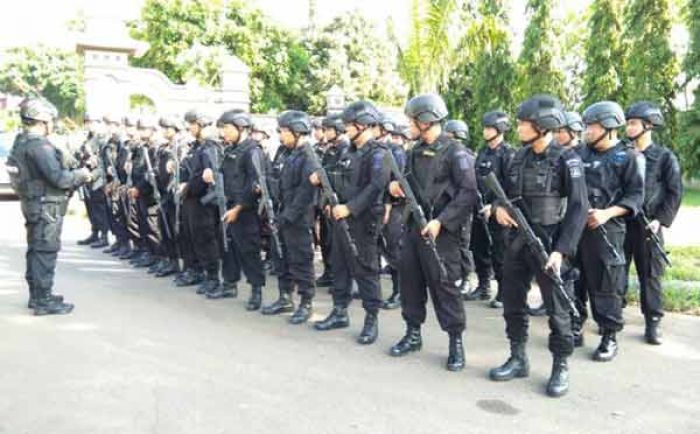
[516,0,566,102]
[304,11,407,113]
[581,0,625,109]
[0,46,84,118]
[444,0,516,145]
[621,0,679,146]
[677,0,700,177]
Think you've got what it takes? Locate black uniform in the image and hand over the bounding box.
[579,142,643,334]
[110,135,131,253]
[267,145,292,275]
[472,140,514,298]
[221,138,266,289]
[399,134,477,333]
[155,141,178,266]
[85,134,110,240]
[12,132,88,307]
[277,143,319,298]
[176,140,202,282]
[380,141,407,298]
[623,143,682,320]
[329,139,390,313]
[500,142,587,357]
[131,142,161,264]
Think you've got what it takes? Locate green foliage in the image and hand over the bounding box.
[516,0,566,102]
[621,0,679,147]
[678,0,700,178]
[129,94,156,113]
[581,0,626,109]
[0,46,84,118]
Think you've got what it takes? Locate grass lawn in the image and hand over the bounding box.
[681,187,700,207]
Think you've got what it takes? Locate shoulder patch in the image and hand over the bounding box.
[613,151,628,165]
[566,159,582,178]
[455,150,470,171]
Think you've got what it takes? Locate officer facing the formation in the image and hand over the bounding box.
[443,119,475,300]
[623,101,682,345]
[214,110,267,307]
[388,94,477,372]
[315,114,349,287]
[488,95,587,397]
[8,98,91,315]
[578,101,644,361]
[314,100,390,345]
[467,111,514,307]
[268,110,319,324]
[377,114,407,310]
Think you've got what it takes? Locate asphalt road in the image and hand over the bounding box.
[0,200,699,434]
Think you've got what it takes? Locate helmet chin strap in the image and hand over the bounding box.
[628,124,651,143]
[485,132,499,143]
[588,129,612,148]
[349,123,365,143]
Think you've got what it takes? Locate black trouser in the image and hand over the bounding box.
[570,253,588,327]
[124,188,142,248]
[459,214,473,278]
[380,205,404,270]
[222,209,265,287]
[472,218,504,291]
[111,188,129,244]
[88,188,110,235]
[399,226,466,334]
[185,196,221,274]
[501,231,574,357]
[158,200,178,261]
[179,196,199,271]
[278,222,315,297]
[137,195,161,255]
[331,213,382,313]
[579,228,626,333]
[22,198,66,299]
[624,219,665,319]
[319,212,333,276]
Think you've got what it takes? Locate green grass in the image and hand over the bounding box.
[681,187,700,207]
[628,245,700,314]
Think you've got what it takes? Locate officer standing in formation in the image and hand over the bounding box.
[14,84,685,400]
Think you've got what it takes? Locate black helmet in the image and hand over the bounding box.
[482,111,511,133]
[625,101,664,128]
[218,109,253,129]
[20,98,57,123]
[311,118,323,129]
[379,114,397,133]
[404,93,448,123]
[184,109,212,127]
[103,113,122,125]
[444,119,469,141]
[516,94,566,131]
[123,114,139,127]
[582,101,625,129]
[342,100,381,126]
[563,111,584,132]
[83,112,102,123]
[137,115,158,130]
[322,114,345,133]
[251,122,271,138]
[278,110,311,134]
[159,115,181,131]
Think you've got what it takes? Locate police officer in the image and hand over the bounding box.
[77,113,110,248]
[315,114,349,287]
[554,110,587,346]
[467,111,514,307]
[173,110,210,288]
[443,119,475,300]
[388,94,477,372]
[119,114,141,260]
[488,95,587,397]
[314,100,390,345]
[211,110,266,305]
[263,110,319,323]
[267,129,293,278]
[377,114,407,310]
[128,116,162,269]
[578,101,644,361]
[102,114,130,256]
[9,98,91,314]
[623,101,682,345]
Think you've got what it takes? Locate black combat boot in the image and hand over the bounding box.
[528,302,547,316]
[644,317,662,345]
[206,281,237,299]
[315,271,334,287]
[382,271,401,309]
[78,231,98,246]
[314,306,350,331]
[489,341,529,381]
[103,241,121,254]
[245,286,263,311]
[90,232,109,249]
[33,288,74,316]
[261,289,294,315]
[148,258,166,274]
[155,260,179,278]
[290,296,313,324]
[357,311,379,345]
[389,325,422,357]
[446,332,465,371]
[117,244,134,260]
[592,332,618,362]
[546,356,569,397]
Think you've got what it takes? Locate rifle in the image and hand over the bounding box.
[475,190,493,247]
[251,150,283,259]
[143,144,172,241]
[483,172,580,319]
[302,144,359,259]
[640,212,671,267]
[200,147,229,252]
[386,149,447,278]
